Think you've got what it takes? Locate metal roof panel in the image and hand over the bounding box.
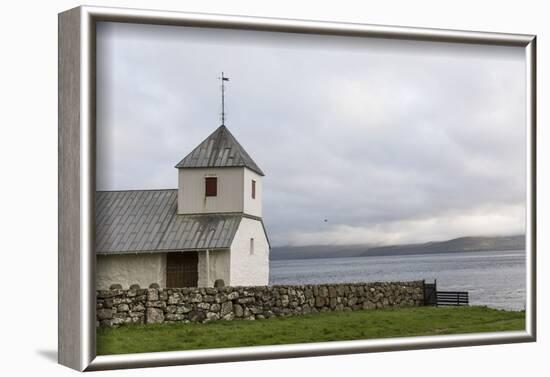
[96,190,242,254]
[174,125,264,176]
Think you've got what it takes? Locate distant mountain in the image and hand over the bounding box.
[270,244,369,261]
[269,235,525,260]
[361,235,525,257]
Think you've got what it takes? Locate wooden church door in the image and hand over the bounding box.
[166,252,198,287]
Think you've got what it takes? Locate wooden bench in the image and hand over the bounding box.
[436,291,469,306]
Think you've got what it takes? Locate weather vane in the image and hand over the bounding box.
[219,72,230,125]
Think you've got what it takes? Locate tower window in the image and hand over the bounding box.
[205,177,217,197]
[250,238,255,255]
[251,180,256,199]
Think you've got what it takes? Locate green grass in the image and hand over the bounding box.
[97,306,525,355]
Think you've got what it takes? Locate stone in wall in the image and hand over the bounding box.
[146,308,164,324]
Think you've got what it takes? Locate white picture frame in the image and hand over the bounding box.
[58,5,536,371]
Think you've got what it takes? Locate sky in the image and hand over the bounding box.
[96,22,526,247]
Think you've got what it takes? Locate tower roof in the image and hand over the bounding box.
[175,125,265,176]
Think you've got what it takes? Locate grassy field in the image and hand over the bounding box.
[97,306,524,355]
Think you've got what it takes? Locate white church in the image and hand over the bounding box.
[95,124,270,289]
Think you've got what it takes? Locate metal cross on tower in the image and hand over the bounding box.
[219,72,230,125]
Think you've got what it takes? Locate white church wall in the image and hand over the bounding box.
[229,217,270,286]
[243,168,263,217]
[197,249,230,287]
[96,253,166,290]
[178,167,244,214]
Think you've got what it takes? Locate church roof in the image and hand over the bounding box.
[175,125,265,176]
[95,189,243,254]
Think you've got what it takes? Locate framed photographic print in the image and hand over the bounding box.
[58,5,536,371]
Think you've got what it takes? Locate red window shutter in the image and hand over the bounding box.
[205,177,217,197]
[252,180,256,199]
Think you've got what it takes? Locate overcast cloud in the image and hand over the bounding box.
[97,22,526,247]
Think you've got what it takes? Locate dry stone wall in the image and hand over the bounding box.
[96,281,425,327]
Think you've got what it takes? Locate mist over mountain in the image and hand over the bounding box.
[270,235,525,260]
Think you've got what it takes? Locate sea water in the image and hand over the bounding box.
[269,249,526,311]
